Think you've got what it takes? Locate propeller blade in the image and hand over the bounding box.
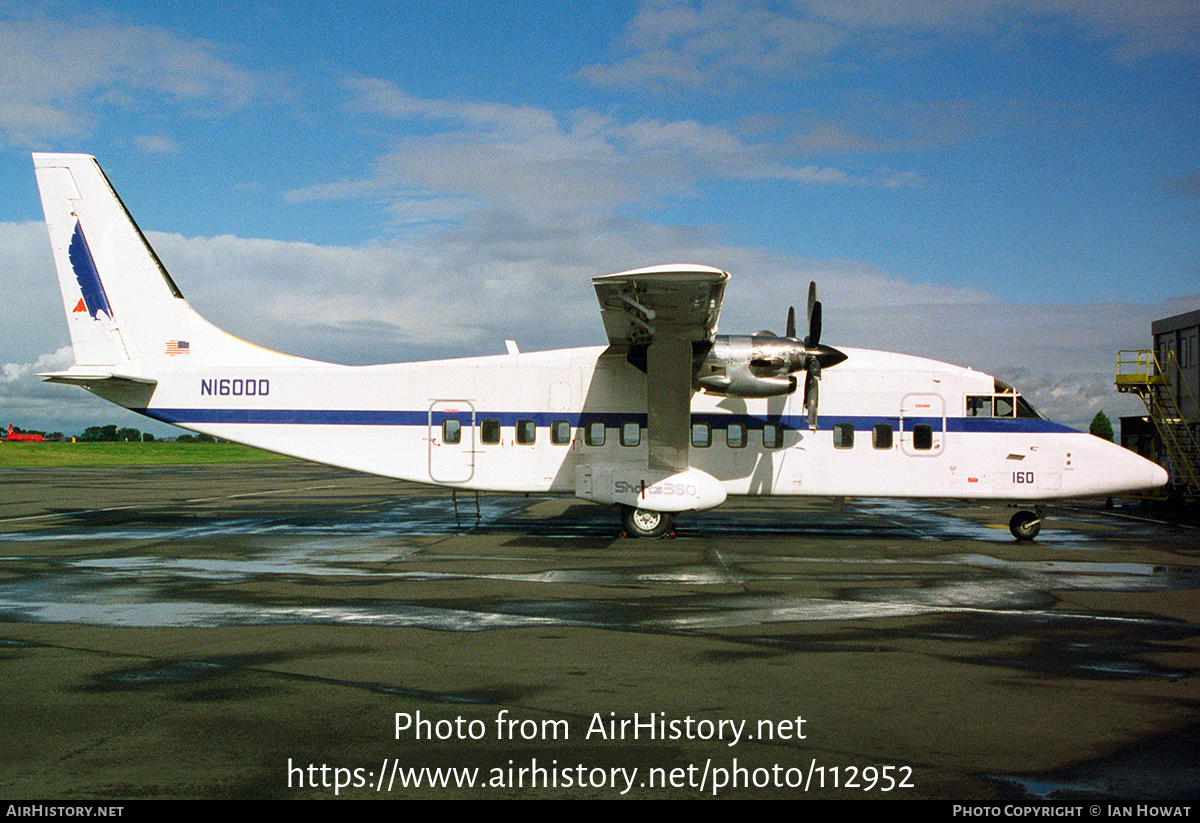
[804,364,820,431]
[786,306,796,338]
[803,281,821,347]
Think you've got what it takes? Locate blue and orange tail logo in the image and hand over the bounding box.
[68,221,113,320]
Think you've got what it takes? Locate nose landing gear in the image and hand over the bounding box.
[1009,508,1044,540]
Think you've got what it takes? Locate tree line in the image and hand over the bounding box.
[9,423,218,443]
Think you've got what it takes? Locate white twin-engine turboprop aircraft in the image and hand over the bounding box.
[33,153,1167,538]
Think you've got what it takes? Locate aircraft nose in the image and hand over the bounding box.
[1127,452,1168,492]
[1100,441,1170,495]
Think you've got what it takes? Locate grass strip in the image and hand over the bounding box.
[0,441,293,467]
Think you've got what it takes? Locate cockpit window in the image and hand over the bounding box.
[967,385,1042,419]
[966,396,991,417]
[1015,395,1041,418]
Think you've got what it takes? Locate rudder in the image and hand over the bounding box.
[35,154,191,373]
[33,153,297,376]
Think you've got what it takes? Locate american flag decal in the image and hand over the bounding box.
[165,340,190,355]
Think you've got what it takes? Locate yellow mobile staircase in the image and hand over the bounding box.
[1116,349,1200,501]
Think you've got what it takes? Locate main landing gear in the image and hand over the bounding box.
[1008,508,1044,541]
[622,506,675,539]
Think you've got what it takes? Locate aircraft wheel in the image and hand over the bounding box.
[622,507,674,539]
[1009,510,1041,541]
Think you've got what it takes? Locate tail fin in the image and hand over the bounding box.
[33,153,295,380]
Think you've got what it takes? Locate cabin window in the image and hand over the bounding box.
[873,423,893,450]
[585,421,606,447]
[727,422,746,449]
[551,420,571,445]
[516,419,536,444]
[692,422,711,448]
[621,422,641,447]
[480,418,500,445]
[442,419,462,445]
[833,423,854,449]
[993,396,1015,418]
[912,424,933,451]
[762,422,783,450]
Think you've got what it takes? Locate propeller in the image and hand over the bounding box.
[788,281,845,430]
[726,281,845,409]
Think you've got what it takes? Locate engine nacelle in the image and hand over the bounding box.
[695,335,803,397]
[697,368,796,397]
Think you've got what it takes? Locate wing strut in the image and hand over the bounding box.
[647,336,692,472]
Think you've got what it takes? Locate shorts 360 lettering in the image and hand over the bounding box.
[614,480,699,497]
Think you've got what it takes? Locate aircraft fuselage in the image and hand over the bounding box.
[82,342,1160,504]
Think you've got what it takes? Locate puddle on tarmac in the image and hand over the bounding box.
[0,497,1196,680]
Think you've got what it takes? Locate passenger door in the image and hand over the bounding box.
[428,400,475,483]
[900,393,945,456]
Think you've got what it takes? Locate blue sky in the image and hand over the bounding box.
[1,0,1198,437]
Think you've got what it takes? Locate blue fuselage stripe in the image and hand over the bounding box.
[135,408,1079,435]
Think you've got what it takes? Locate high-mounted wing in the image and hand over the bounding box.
[593,265,728,472]
[593,264,727,349]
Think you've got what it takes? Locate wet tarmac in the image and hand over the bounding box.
[0,463,1197,799]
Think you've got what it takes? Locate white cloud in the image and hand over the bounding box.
[0,221,64,362]
[134,134,180,154]
[0,16,261,145]
[2,345,72,384]
[581,0,1200,92]
[288,80,914,230]
[578,0,844,91]
[1007,0,1200,60]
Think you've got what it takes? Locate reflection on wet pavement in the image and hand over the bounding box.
[2,497,1196,678]
[2,471,1198,803]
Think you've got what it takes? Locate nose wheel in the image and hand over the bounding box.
[622,507,675,539]
[1009,509,1043,541]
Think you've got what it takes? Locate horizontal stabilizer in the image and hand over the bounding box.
[39,370,158,386]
